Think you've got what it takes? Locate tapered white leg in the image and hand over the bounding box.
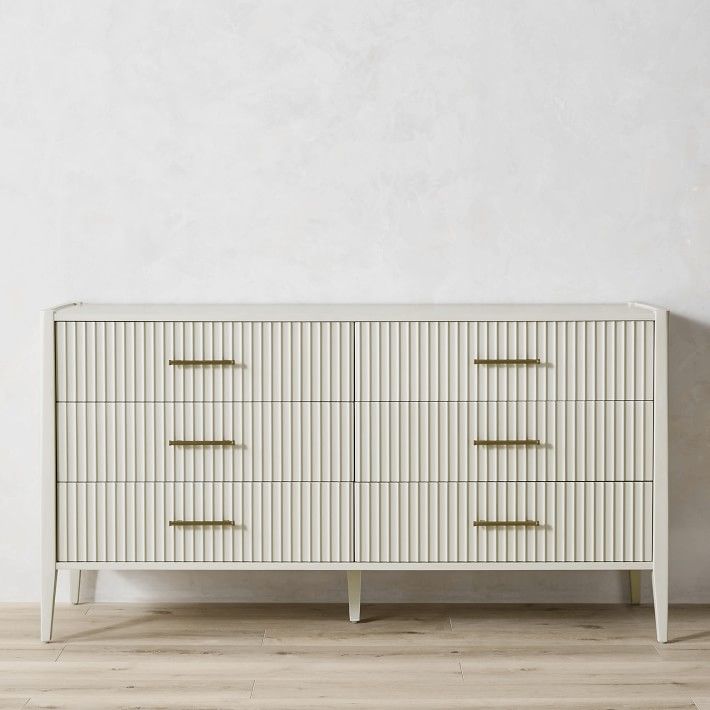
[629,570,641,605]
[652,566,668,643]
[41,569,57,643]
[347,571,361,623]
[651,309,669,644]
[40,311,58,643]
[70,570,81,605]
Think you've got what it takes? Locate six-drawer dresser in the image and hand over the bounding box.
[41,304,668,642]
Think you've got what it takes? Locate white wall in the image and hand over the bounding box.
[1,0,709,604]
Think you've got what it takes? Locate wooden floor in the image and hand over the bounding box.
[1,603,710,709]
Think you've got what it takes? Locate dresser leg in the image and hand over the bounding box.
[628,570,641,605]
[652,566,668,643]
[347,571,361,623]
[41,569,57,643]
[70,570,81,605]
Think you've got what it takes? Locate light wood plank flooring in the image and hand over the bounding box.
[1,603,709,709]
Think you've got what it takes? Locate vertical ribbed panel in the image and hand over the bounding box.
[57,403,352,482]
[355,321,654,401]
[54,314,657,570]
[355,483,652,562]
[355,402,653,482]
[57,482,351,562]
[55,321,353,402]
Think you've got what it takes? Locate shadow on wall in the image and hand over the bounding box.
[76,568,638,604]
[667,313,710,602]
[72,312,710,604]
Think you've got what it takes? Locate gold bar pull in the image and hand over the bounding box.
[169,520,236,527]
[474,358,540,365]
[169,440,236,447]
[474,439,540,446]
[169,359,237,366]
[474,520,540,527]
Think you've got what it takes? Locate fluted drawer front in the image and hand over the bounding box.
[56,321,353,402]
[356,483,652,563]
[57,482,352,562]
[356,321,654,401]
[356,402,653,482]
[57,403,352,482]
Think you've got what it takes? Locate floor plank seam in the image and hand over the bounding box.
[459,659,465,682]
[54,646,66,662]
[250,679,255,700]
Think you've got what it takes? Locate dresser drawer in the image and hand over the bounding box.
[57,482,352,562]
[56,321,353,402]
[57,402,352,482]
[355,483,652,563]
[356,321,653,401]
[356,402,653,482]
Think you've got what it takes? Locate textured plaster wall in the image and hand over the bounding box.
[1,1,709,602]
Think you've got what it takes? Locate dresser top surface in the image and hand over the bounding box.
[48,303,662,322]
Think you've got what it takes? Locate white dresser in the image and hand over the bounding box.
[41,304,668,642]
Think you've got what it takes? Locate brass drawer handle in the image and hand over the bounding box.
[474,358,541,365]
[474,520,540,527]
[474,439,540,446]
[169,440,236,447]
[169,359,238,366]
[169,520,235,527]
